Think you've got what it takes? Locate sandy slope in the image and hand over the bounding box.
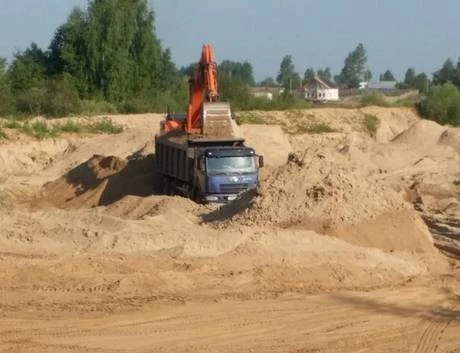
[0,107,459,352]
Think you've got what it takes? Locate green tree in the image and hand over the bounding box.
[304,67,315,81]
[413,73,430,94]
[433,59,457,86]
[0,58,15,115]
[48,7,90,95]
[8,43,47,93]
[317,67,332,80]
[49,0,175,104]
[404,68,416,87]
[335,43,368,88]
[259,77,276,86]
[380,69,396,81]
[277,55,300,91]
[218,60,255,86]
[364,69,373,82]
[7,43,48,114]
[417,83,460,126]
[218,72,251,109]
[179,63,196,77]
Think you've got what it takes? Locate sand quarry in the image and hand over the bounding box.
[0,107,459,353]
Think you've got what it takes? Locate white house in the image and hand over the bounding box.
[303,76,339,102]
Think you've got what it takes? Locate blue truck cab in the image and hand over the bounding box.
[195,146,261,202]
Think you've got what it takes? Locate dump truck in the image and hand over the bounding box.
[154,45,263,203]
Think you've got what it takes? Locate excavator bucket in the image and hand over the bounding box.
[201,102,233,138]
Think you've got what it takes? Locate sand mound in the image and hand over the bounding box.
[438,128,460,153]
[392,120,447,145]
[239,125,292,167]
[105,194,201,220]
[33,154,158,209]
[360,106,420,143]
[228,147,407,228]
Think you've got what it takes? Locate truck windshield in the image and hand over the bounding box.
[206,156,257,175]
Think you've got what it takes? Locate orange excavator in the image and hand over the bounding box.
[155,44,263,203]
[161,44,232,137]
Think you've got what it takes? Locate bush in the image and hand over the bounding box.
[57,120,84,133]
[80,100,118,115]
[15,87,46,115]
[365,114,380,136]
[29,121,56,139]
[90,119,123,134]
[0,86,15,116]
[42,74,82,117]
[417,83,460,126]
[302,123,335,134]
[4,120,22,129]
[361,92,388,107]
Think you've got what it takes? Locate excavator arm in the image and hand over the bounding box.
[186,44,219,133]
[161,44,233,137]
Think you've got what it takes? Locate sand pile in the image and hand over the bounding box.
[34,154,157,209]
[392,120,447,145]
[438,128,460,153]
[105,194,200,220]
[229,146,407,228]
[239,125,292,167]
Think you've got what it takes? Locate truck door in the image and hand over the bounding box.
[195,155,207,195]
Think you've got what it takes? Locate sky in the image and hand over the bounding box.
[1,0,459,82]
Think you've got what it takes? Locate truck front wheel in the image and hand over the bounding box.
[191,188,203,204]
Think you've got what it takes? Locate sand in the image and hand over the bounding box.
[0,108,458,353]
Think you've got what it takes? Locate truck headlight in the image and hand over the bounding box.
[205,196,219,202]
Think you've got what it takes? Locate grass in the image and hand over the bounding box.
[90,119,124,134]
[364,114,380,137]
[360,92,389,107]
[0,126,6,139]
[305,123,336,134]
[2,118,123,139]
[235,113,268,125]
[30,121,57,139]
[293,122,336,135]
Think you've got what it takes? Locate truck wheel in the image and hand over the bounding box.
[192,188,202,204]
[162,178,171,195]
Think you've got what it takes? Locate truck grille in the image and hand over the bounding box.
[220,183,248,194]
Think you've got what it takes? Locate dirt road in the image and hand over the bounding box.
[0,275,459,353]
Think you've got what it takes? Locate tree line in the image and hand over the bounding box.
[0,0,459,126]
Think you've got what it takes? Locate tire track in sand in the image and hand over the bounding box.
[413,319,450,353]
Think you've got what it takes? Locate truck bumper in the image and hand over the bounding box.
[204,194,239,203]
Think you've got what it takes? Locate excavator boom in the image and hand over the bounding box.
[161,44,233,137]
[186,44,219,133]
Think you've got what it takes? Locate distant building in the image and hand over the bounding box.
[302,76,339,102]
[249,86,280,101]
[367,81,398,92]
[359,82,369,90]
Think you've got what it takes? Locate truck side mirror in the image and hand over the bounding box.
[258,155,264,168]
